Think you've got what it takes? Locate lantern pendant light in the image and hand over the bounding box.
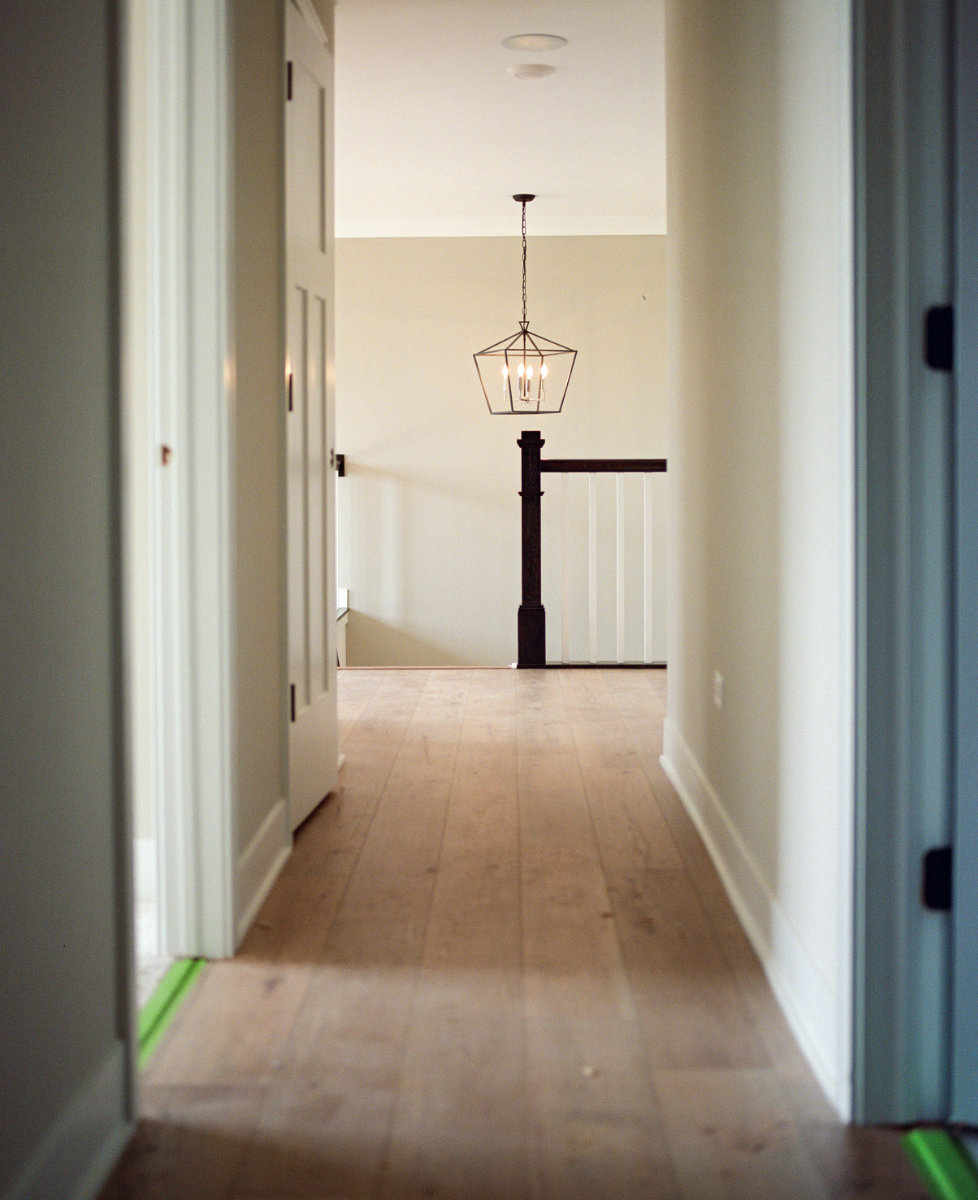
[474,194,577,414]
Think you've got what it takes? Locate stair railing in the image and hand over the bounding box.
[517,430,667,667]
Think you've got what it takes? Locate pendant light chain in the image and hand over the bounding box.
[521,199,528,326]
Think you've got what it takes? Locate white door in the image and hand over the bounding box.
[286,1,338,830]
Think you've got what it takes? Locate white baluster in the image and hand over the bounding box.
[644,472,654,663]
[588,473,598,663]
[616,474,626,663]
[561,472,570,664]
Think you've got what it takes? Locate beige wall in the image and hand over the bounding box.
[232,3,289,886]
[335,234,668,666]
[664,0,854,1114]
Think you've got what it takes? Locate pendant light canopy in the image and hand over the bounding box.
[474,195,577,415]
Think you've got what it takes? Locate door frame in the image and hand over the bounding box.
[852,0,955,1123]
[951,0,978,1125]
[122,0,971,1125]
[122,0,237,966]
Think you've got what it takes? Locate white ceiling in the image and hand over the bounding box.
[333,0,666,238]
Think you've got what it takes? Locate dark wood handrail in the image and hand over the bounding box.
[517,431,668,667]
[541,458,667,474]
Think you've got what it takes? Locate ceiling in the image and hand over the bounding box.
[333,0,666,238]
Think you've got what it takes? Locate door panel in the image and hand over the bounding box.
[286,2,337,830]
[952,0,978,1125]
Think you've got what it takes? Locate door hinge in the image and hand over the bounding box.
[287,371,293,413]
[290,683,296,724]
[287,60,293,101]
[922,845,953,911]
[925,305,954,371]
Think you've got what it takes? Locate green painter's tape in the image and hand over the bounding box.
[138,958,206,1069]
[904,1130,978,1200]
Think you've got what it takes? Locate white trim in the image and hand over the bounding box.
[661,719,846,1117]
[128,0,238,962]
[133,836,156,906]
[7,1044,131,1200]
[185,0,237,960]
[118,0,151,1117]
[235,798,292,944]
[120,0,159,960]
[150,0,195,959]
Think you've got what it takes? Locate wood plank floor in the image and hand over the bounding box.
[99,668,926,1200]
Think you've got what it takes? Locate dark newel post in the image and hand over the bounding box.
[518,430,546,667]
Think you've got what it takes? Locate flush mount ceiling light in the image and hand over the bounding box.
[502,33,568,52]
[506,63,556,79]
[474,195,577,416]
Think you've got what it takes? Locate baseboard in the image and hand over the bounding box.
[661,717,845,1116]
[235,797,291,946]
[7,1041,132,1200]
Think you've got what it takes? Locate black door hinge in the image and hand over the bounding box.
[287,371,293,413]
[922,845,953,911]
[287,60,293,101]
[925,305,954,371]
[290,683,296,724]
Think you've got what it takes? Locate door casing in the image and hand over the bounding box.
[122,0,236,965]
[852,0,955,1123]
[951,0,978,1126]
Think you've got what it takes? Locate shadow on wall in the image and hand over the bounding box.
[346,613,481,668]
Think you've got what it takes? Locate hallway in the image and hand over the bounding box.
[100,668,924,1199]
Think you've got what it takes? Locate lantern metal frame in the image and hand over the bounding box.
[474,195,577,415]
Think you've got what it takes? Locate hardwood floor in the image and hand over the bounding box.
[99,668,926,1200]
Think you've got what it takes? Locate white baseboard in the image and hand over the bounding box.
[8,1041,132,1200]
[235,797,291,946]
[661,717,845,1116]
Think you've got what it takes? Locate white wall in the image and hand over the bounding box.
[335,234,668,666]
[0,4,133,1195]
[662,0,854,1115]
